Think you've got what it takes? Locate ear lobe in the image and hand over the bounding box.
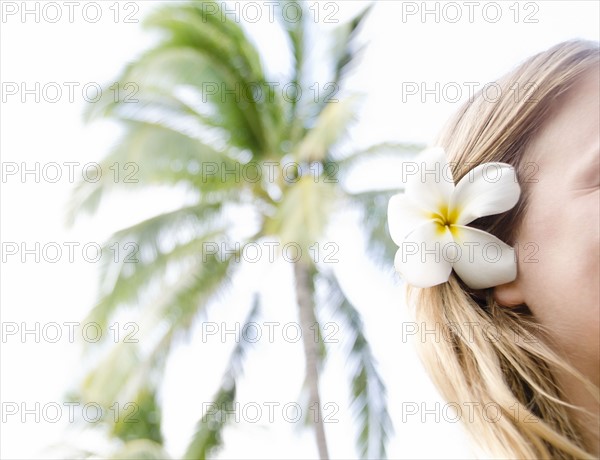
[493,279,525,307]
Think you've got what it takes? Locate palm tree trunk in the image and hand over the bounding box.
[293,260,330,460]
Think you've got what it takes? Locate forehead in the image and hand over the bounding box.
[528,68,600,173]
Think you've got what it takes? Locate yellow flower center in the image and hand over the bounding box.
[431,204,460,236]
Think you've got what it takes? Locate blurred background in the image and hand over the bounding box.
[1,1,598,458]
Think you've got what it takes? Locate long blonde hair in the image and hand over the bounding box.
[407,40,600,459]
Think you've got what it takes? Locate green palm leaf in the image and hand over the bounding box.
[184,295,261,460]
[66,1,418,458]
[321,270,393,459]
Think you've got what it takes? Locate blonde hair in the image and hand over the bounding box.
[407,40,600,459]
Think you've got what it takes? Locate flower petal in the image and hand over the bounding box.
[405,147,455,214]
[387,193,433,246]
[394,221,454,288]
[451,162,521,226]
[451,225,517,289]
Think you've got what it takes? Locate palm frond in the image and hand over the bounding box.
[274,0,306,136]
[112,385,163,444]
[109,439,171,460]
[346,189,403,268]
[67,120,243,225]
[79,252,238,413]
[142,2,277,154]
[264,177,338,253]
[294,95,362,163]
[330,3,374,88]
[86,227,226,331]
[335,141,423,173]
[183,295,261,460]
[320,270,392,459]
[67,2,407,457]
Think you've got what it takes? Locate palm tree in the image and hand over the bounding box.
[68,1,421,458]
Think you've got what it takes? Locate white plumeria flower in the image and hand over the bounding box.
[387,147,521,289]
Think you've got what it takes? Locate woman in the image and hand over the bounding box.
[388,40,599,458]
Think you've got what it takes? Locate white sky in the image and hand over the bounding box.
[1,1,598,459]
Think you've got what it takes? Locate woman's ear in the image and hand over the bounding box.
[493,279,526,307]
